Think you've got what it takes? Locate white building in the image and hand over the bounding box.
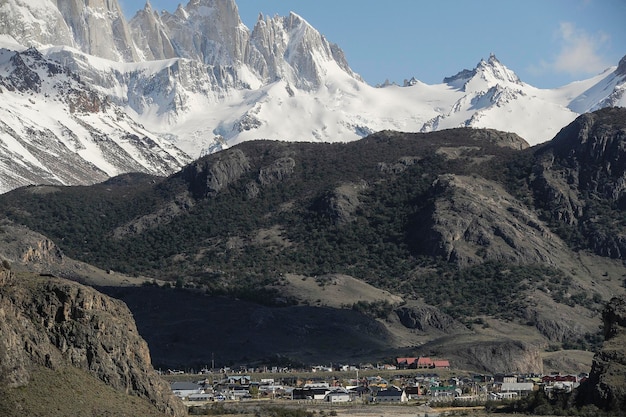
[171,382,204,399]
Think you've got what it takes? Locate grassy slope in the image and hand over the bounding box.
[0,365,168,417]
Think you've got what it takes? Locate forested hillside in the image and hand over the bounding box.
[2,108,626,368]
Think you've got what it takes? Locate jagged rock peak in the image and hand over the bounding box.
[174,3,188,19]
[0,0,73,49]
[249,10,359,89]
[477,53,521,83]
[157,0,248,65]
[56,0,140,62]
[443,53,521,90]
[0,0,139,62]
[130,0,177,60]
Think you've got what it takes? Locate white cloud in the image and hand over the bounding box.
[529,22,611,78]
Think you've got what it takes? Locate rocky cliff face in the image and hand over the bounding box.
[532,107,626,258]
[462,340,543,374]
[0,267,185,416]
[578,295,626,412]
[417,174,571,267]
[181,148,252,197]
[395,304,466,334]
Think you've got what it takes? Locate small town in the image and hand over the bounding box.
[167,356,587,409]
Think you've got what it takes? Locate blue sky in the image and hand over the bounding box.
[119,0,626,88]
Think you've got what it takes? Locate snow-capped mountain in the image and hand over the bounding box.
[0,45,190,193]
[0,0,624,194]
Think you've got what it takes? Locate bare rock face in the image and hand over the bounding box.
[417,174,570,267]
[468,128,529,150]
[258,157,296,186]
[378,156,421,174]
[56,0,140,62]
[395,304,466,334]
[533,311,588,343]
[532,108,626,258]
[0,0,74,49]
[0,220,64,270]
[315,182,367,225]
[112,193,196,239]
[451,339,543,374]
[578,296,626,412]
[182,148,251,197]
[0,268,185,416]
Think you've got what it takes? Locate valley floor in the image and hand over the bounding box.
[186,399,553,417]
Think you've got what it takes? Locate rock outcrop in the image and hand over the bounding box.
[578,296,626,412]
[181,148,251,198]
[452,339,544,374]
[258,157,296,186]
[395,304,466,334]
[314,182,367,225]
[417,174,571,267]
[532,108,626,258]
[0,268,185,416]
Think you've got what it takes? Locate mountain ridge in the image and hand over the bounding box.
[0,0,623,194]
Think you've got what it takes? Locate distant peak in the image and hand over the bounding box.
[443,54,521,90]
[174,4,188,19]
[477,54,502,68]
[142,0,155,13]
[476,54,521,84]
[287,11,310,26]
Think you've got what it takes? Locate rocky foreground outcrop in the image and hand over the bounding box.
[0,267,185,416]
[578,295,626,411]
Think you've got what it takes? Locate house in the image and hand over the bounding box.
[473,374,493,383]
[542,375,578,384]
[542,375,579,394]
[494,374,518,384]
[259,385,284,394]
[375,388,408,403]
[396,357,418,368]
[188,393,211,401]
[349,385,371,398]
[171,382,204,399]
[292,387,330,400]
[433,360,450,369]
[325,389,351,403]
[366,376,389,388]
[227,375,251,385]
[404,386,421,400]
[417,357,434,368]
[429,386,459,400]
[399,357,451,369]
[490,391,518,400]
[231,385,251,398]
[501,382,535,395]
